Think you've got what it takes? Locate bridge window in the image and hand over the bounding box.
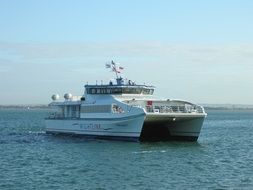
[143,89,150,94]
[86,87,154,95]
[91,89,96,94]
[122,88,142,94]
[111,88,122,94]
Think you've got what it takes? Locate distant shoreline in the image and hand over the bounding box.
[202,104,253,110]
[1,104,253,110]
[0,105,49,110]
[205,107,253,111]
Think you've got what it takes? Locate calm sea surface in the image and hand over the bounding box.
[0,109,252,190]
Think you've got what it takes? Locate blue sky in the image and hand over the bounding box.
[0,0,253,104]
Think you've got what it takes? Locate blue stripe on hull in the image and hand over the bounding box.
[45,113,146,121]
[46,131,139,142]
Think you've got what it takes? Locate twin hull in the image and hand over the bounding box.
[45,113,205,141]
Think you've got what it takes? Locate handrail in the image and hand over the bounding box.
[145,105,204,114]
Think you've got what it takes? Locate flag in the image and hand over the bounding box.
[112,67,121,73]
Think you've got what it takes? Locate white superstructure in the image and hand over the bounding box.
[45,61,207,141]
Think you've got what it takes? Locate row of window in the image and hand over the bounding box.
[86,87,154,95]
[55,106,80,118]
[81,105,111,113]
[80,104,124,114]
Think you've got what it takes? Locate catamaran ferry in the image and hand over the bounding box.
[45,61,207,141]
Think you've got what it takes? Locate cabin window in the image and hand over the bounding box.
[61,105,80,118]
[87,88,122,94]
[107,89,111,94]
[86,87,154,95]
[122,88,142,94]
[135,88,142,94]
[91,89,96,94]
[143,89,150,94]
[112,88,122,94]
[81,105,111,113]
[100,88,105,94]
[112,104,124,113]
[71,106,76,117]
[122,88,130,94]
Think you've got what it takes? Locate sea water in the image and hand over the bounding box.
[0,109,252,189]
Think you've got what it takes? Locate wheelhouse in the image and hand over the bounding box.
[85,85,155,95]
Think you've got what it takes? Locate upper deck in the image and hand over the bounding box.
[85,77,155,96]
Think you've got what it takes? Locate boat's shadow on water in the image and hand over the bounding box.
[2,130,204,151]
[43,133,203,152]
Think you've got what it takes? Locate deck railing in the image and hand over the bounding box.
[145,105,205,114]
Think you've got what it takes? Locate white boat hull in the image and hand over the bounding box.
[45,114,146,141]
[45,113,205,141]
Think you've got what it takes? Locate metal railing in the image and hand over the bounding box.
[145,105,204,114]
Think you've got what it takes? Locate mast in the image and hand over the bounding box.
[111,60,119,79]
[105,60,124,85]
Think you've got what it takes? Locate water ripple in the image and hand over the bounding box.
[0,109,253,189]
